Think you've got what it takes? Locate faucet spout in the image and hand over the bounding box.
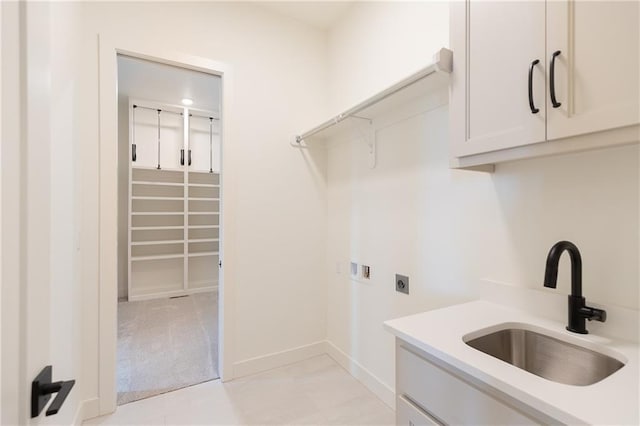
[543,241,605,334]
[544,240,582,298]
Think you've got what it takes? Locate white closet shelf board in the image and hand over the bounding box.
[189,183,219,188]
[188,238,219,243]
[189,225,219,229]
[189,197,220,201]
[131,212,184,215]
[132,181,184,187]
[188,251,219,258]
[293,47,452,144]
[132,196,184,200]
[129,286,215,302]
[131,253,185,261]
[131,239,184,246]
[132,226,185,230]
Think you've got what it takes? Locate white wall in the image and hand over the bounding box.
[325,1,639,405]
[76,1,329,412]
[328,1,449,112]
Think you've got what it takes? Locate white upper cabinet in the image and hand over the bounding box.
[450,1,640,167]
[451,1,546,158]
[546,1,639,141]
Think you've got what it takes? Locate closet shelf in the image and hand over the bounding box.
[188,251,219,258]
[132,225,184,230]
[188,212,219,215]
[189,183,219,188]
[189,225,219,229]
[293,47,452,145]
[132,180,184,187]
[131,253,184,261]
[132,196,183,201]
[131,239,184,246]
[131,212,184,216]
[188,197,220,201]
[188,238,219,243]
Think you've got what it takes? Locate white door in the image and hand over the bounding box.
[451,0,546,157]
[546,1,639,140]
[2,2,80,424]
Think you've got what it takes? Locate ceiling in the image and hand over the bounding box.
[257,1,354,29]
[117,55,221,113]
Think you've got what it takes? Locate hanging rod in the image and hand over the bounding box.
[294,47,453,144]
[132,104,181,115]
[190,113,220,121]
[132,104,220,121]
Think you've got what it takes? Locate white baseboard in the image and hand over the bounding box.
[325,341,395,410]
[232,341,327,378]
[73,397,100,425]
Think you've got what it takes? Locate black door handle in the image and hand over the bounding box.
[180,149,185,166]
[188,149,192,166]
[132,144,137,162]
[550,50,562,108]
[528,59,540,114]
[31,366,75,417]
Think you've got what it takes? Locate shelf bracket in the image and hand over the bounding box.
[349,116,376,168]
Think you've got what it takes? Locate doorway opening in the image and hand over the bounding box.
[116,55,222,405]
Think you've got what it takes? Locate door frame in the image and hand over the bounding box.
[97,35,236,415]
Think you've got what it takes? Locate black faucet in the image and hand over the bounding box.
[543,241,606,334]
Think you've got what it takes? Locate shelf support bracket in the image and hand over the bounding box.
[349,116,376,168]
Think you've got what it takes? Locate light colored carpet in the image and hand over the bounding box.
[117,291,219,405]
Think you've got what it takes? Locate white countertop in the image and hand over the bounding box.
[384,301,639,425]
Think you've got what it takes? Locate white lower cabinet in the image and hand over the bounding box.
[395,341,552,425]
[397,395,442,426]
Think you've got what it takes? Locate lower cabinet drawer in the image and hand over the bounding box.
[397,395,442,426]
[397,345,539,425]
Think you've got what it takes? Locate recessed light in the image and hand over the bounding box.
[181,98,193,106]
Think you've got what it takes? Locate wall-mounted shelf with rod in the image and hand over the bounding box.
[292,48,453,146]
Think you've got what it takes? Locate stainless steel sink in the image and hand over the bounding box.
[465,328,624,386]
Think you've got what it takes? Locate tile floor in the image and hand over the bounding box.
[85,355,395,425]
[118,292,218,405]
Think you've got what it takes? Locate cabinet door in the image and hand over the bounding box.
[546,1,639,140]
[397,396,442,426]
[451,1,546,158]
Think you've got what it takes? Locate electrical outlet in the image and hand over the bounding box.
[362,265,371,279]
[395,274,409,294]
[350,262,358,278]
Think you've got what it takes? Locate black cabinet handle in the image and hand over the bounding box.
[180,149,185,166]
[550,50,562,108]
[132,144,137,162]
[31,366,75,418]
[528,59,540,114]
[188,149,192,166]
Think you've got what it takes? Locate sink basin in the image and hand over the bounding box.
[465,327,624,386]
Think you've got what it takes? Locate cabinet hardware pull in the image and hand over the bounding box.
[188,149,192,166]
[132,144,137,162]
[180,149,185,166]
[550,50,562,108]
[528,59,540,114]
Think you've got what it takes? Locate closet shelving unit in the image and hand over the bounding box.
[292,48,453,159]
[128,100,221,301]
